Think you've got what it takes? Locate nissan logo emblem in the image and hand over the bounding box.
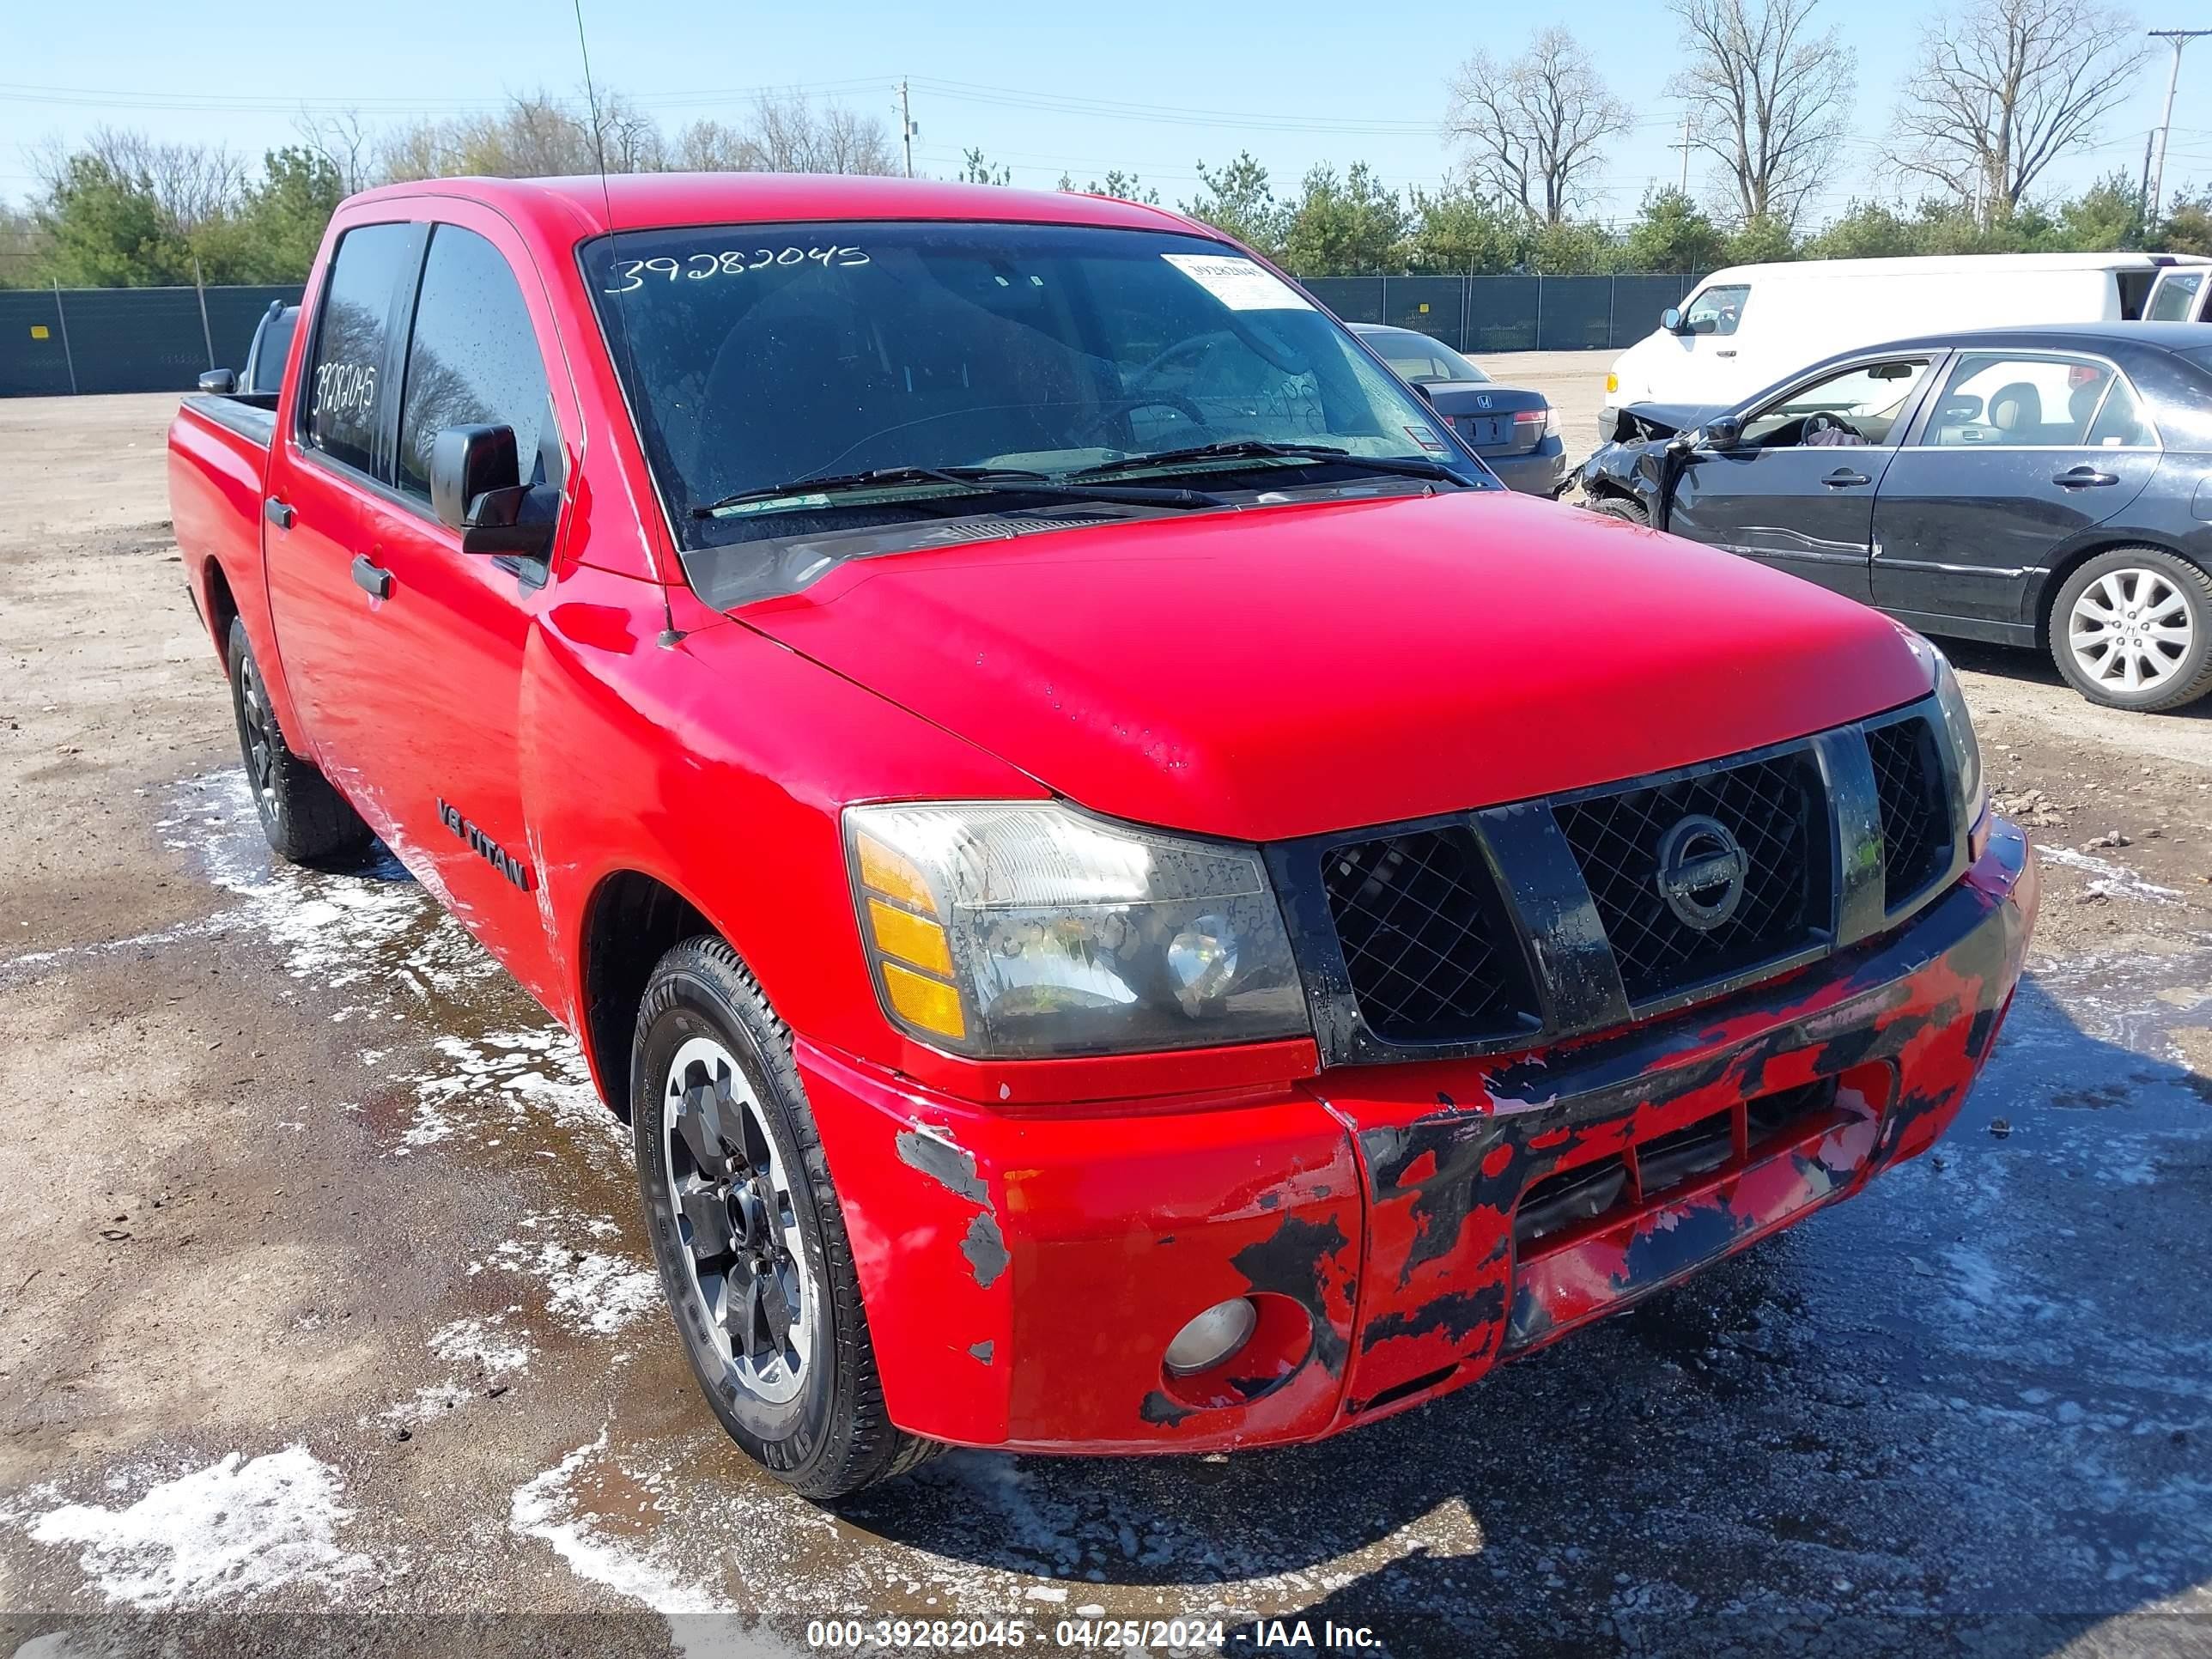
[1654,813,1748,931]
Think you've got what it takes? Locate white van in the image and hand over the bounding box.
[1599,252,2210,441]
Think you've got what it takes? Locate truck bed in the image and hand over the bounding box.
[181,392,277,449]
[168,393,275,672]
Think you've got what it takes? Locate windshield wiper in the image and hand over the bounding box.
[691,464,1224,518]
[1072,441,1467,487]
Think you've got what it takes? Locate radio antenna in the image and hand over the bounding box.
[571,0,684,648]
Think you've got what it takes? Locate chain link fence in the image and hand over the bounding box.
[0,283,304,398]
[0,270,1700,398]
[1299,272,1701,354]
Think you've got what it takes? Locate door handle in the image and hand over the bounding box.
[349,555,392,601]
[2051,466,2118,488]
[264,496,295,530]
[1716,349,1737,358]
[1822,469,1872,488]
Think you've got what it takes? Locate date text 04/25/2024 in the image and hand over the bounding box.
[802,1618,1383,1650]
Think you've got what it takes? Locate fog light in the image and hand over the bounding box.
[1163,1297,1258,1376]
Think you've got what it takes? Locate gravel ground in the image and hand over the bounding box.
[3,390,2210,1659]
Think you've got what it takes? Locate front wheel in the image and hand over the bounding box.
[631,936,940,1499]
[2048,549,2212,713]
[1586,493,1650,526]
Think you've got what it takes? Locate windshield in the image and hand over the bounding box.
[581,222,1477,549]
[1359,327,1488,384]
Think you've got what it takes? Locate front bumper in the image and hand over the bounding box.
[799,821,2036,1454]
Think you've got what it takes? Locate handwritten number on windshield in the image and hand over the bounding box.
[603,246,870,294]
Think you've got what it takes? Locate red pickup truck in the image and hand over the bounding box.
[169,173,2037,1498]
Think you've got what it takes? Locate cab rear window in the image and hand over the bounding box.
[302,223,416,477]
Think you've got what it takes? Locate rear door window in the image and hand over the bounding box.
[1922,354,2132,447]
[396,225,563,502]
[301,223,416,477]
[1683,283,1749,336]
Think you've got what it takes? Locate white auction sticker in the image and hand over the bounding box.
[1161,253,1315,312]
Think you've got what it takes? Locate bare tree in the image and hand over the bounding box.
[1668,0,1854,225]
[292,107,378,196]
[1446,27,1632,222]
[672,91,896,175]
[1889,0,2148,222]
[34,126,246,234]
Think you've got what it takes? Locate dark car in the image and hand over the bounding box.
[196,300,299,402]
[1577,323,2212,712]
[1351,323,1568,495]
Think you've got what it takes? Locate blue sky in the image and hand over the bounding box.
[3,0,2208,224]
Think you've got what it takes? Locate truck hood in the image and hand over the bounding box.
[736,489,1931,844]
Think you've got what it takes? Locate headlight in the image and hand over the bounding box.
[1911,635,1984,831]
[844,801,1310,1059]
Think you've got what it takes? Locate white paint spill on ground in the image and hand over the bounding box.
[14,1446,371,1608]
[147,771,501,1005]
[376,1316,536,1431]
[510,1431,726,1613]
[508,1433,817,1659]
[489,1237,660,1335]
[400,1027,617,1160]
[2037,845,2183,907]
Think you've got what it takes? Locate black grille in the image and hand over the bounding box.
[1868,716,1953,910]
[1554,750,1830,1006]
[1321,827,1533,1044]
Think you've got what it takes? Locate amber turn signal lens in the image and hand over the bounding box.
[882,961,966,1041]
[866,897,953,975]
[855,831,937,915]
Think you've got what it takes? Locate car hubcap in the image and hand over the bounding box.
[238,657,281,820]
[662,1036,811,1404]
[2069,568,2192,695]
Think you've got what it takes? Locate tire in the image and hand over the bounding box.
[1588,493,1650,526]
[630,935,941,1500]
[225,616,372,862]
[2047,548,2212,714]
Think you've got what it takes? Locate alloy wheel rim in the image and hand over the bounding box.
[239,656,281,820]
[2069,568,2192,695]
[661,1035,812,1404]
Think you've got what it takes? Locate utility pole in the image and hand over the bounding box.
[1670,111,1693,194]
[2145,30,2210,227]
[896,80,916,179]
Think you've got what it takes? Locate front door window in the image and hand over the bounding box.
[1740,360,1929,449]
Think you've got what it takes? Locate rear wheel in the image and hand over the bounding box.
[225,617,371,862]
[2048,549,2212,713]
[1587,493,1650,526]
[631,936,941,1499]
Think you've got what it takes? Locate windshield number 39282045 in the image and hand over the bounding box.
[603,246,870,293]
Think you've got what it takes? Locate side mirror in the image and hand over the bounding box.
[198,368,236,395]
[430,424,520,530]
[430,424,556,561]
[1702,415,1743,450]
[1660,307,1686,334]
